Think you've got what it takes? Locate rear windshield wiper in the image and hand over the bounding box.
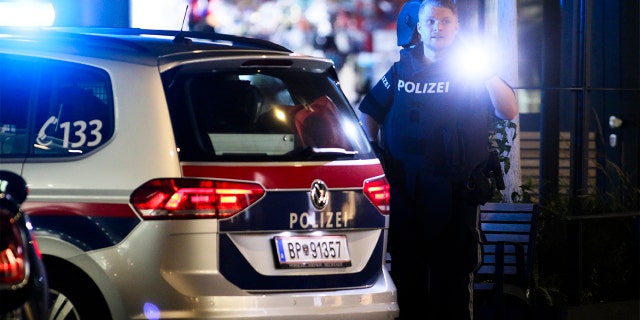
[288,147,358,159]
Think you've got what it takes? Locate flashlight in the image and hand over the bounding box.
[453,36,497,82]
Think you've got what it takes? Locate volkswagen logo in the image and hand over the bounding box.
[310,179,329,210]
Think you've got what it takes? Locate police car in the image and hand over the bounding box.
[0,27,397,319]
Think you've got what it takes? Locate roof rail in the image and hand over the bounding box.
[52,27,293,53]
[0,27,150,53]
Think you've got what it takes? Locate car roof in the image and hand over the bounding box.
[0,27,295,66]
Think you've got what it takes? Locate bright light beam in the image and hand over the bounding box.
[453,36,497,81]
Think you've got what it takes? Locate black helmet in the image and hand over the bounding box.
[396,1,420,47]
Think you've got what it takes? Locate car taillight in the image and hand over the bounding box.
[363,176,390,215]
[130,178,265,219]
[0,210,27,286]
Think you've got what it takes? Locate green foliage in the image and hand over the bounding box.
[488,117,639,306]
[489,119,522,203]
[491,119,517,175]
[513,178,535,203]
[486,117,639,306]
[533,160,640,306]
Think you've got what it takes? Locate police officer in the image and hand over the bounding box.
[359,0,518,319]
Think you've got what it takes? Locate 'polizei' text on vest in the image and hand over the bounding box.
[397,80,450,94]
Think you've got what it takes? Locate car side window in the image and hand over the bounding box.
[32,60,114,157]
[0,57,33,157]
[0,56,114,159]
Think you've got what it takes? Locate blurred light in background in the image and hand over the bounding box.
[0,1,55,26]
[130,0,188,30]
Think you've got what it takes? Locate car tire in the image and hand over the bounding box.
[44,257,111,320]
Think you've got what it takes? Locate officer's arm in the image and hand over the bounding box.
[360,113,381,143]
[485,75,518,120]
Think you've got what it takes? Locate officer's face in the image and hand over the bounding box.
[417,5,459,52]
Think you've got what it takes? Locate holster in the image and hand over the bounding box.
[457,151,504,205]
[461,167,494,205]
[484,150,505,190]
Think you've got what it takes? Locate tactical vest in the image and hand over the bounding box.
[380,46,493,182]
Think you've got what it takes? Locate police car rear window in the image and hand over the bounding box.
[165,70,372,161]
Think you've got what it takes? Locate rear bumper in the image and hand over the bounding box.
[79,219,398,319]
[130,266,398,320]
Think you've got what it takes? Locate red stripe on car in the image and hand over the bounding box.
[181,162,384,189]
[21,203,138,218]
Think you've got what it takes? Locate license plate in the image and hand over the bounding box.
[273,235,351,268]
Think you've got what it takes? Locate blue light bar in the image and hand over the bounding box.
[0,1,55,27]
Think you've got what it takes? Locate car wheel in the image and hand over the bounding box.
[49,289,81,320]
[44,257,111,320]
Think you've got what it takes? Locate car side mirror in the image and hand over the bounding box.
[0,170,28,204]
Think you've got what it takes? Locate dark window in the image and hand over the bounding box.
[165,70,372,161]
[0,56,114,159]
[0,57,34,157]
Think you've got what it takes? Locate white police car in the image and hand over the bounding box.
[0,27,397,319]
